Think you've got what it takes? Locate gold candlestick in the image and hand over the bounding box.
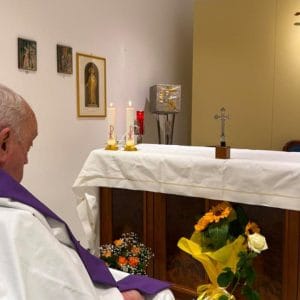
[105,125,118,150]
[124,125,137,151]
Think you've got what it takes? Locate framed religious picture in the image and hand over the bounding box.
[18,38,37,71]
[76,52,106,117]
[57,45,73,74]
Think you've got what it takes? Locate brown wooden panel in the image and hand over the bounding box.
[99,187,113,244]
[111,188,144,240]
[298,214,300,300]
[299,220,300,300]
[143,192,154,249]
[283,210,300,300]
[143,191,155,276]
[166,195,207,293]
[153,193,167,279]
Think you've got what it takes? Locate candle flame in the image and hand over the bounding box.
[109,102,114,107]
[128,101,132,107]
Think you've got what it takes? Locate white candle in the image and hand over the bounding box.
[107,102,116,129]
[126,101,135,141]
[107,102,116,141]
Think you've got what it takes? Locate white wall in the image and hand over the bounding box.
[0,0,194,244]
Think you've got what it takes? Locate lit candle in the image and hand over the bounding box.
[126,101,135,143]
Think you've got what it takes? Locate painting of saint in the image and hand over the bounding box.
[57,45,72,74]
[76,52,106,117]
[18,38,37,71]
[84,62,99,107]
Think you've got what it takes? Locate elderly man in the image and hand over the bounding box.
[0,84,173,300]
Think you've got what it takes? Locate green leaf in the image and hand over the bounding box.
[244,266,256,286]
[237,251,252,269]
[219,296,229,300]
[217,268,235,287]
[202,219,229,250]
[241,285,260,300]
[200,230,213,251]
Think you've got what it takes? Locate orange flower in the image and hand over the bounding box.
[245,221,260,235]
[114,239,123,247]
[128,256,140,267]
[131,246,141,255]
[118,256,128,266]
[102,250,112,258]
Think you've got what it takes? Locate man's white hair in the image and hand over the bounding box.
[0,84,34,141]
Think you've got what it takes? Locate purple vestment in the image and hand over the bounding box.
[0,169,170,294]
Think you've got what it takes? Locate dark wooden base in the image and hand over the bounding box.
[215,145,231,159]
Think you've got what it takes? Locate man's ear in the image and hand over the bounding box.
[0,127,10,156]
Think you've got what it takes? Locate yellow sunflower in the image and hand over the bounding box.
[194,211,214,231]
[210,202,232,223]
[194,202,232,232]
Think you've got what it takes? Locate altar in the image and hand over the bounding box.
[73,144,300,299]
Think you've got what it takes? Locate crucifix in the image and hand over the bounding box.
[214,107,229,147]
[214,107,230,159]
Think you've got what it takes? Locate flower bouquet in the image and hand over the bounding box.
[177,202,268,300]
[99,232,154,275]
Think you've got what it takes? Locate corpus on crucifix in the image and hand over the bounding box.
[214,107,229,147]
[214,107,230,159]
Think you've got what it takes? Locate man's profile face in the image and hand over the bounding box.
[4,117,38,182]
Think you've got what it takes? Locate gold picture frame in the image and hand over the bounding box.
[76,52,106,117]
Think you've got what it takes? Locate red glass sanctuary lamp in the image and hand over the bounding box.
[136,111,144,135]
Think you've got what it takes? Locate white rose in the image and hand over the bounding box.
[247,233,268,253]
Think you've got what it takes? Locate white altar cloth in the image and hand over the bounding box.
[73,144,300,248]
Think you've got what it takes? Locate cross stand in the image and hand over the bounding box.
[156,113,176,145]
[214,107,230,159]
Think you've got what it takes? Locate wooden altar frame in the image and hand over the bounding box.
[99,187,300,299]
